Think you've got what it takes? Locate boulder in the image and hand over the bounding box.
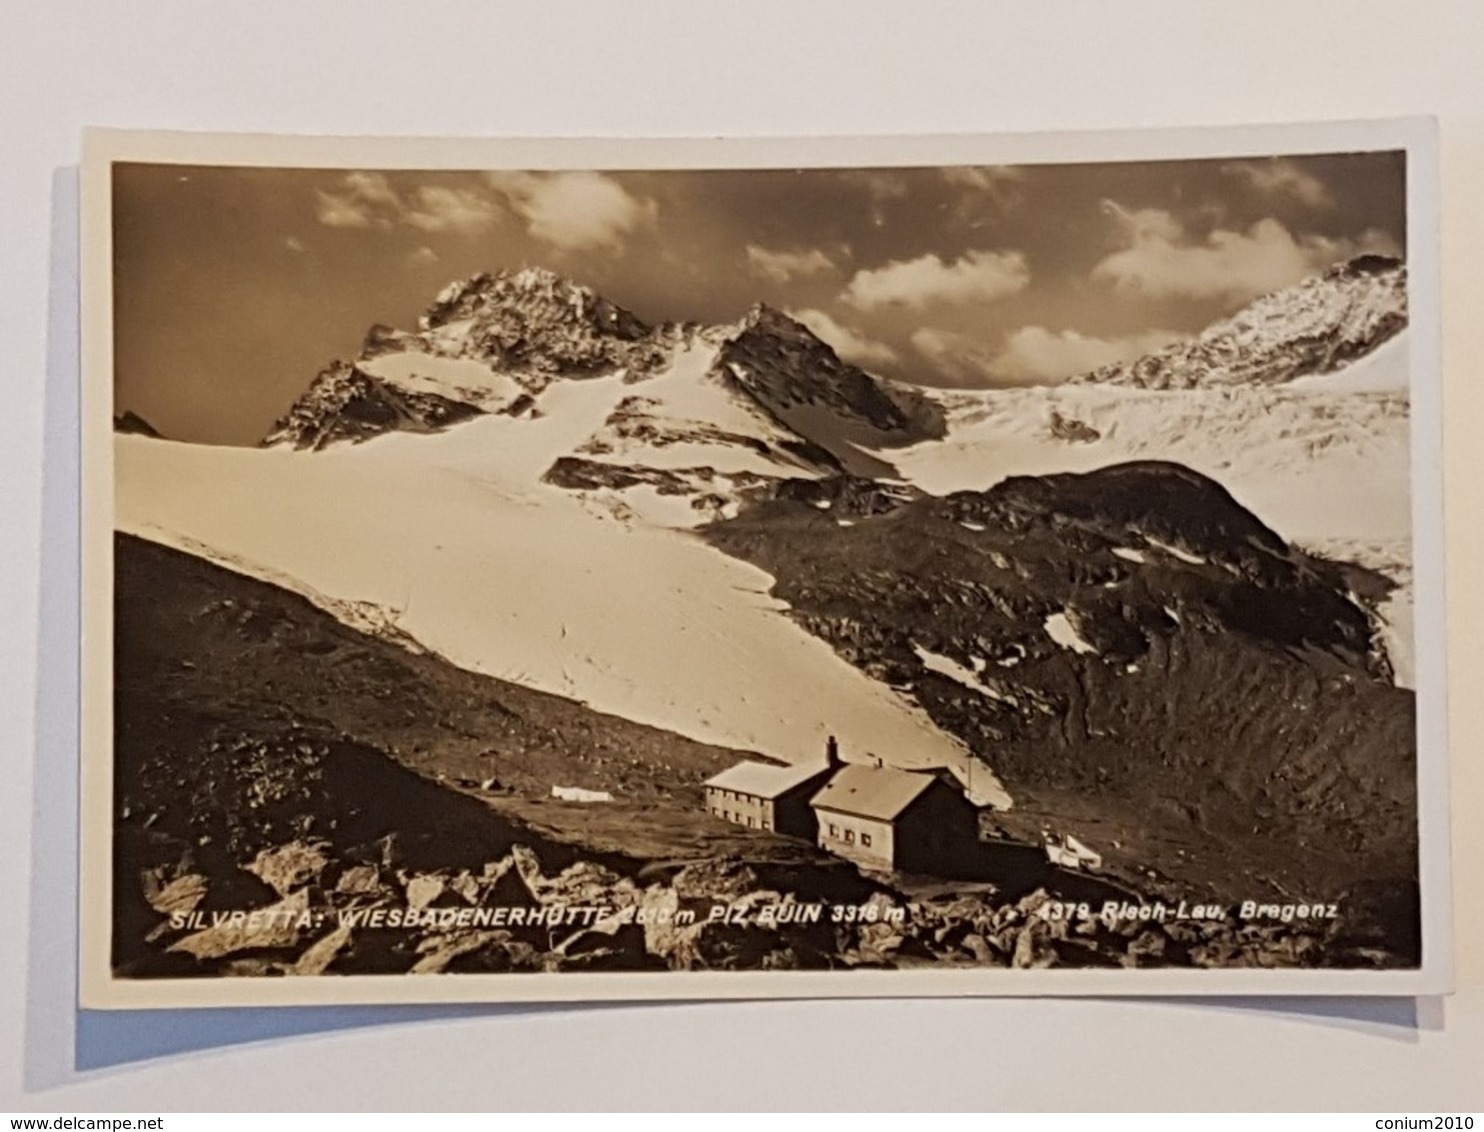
[555,921,647,965]
[333,864,383,897]
[543,859,630,906]
[411,930,511,974]
[672,857,760,902]
[246,840,331,896]
[405,873,449,911]
[1124,929,1168,965]
[961,933,996,964]
[638,886,688,961]
[447,870,482,904]
[479,855,539,906]
[292,922,353,975]
[1011,923,1057,969]
[508,844,549,899]
[141,868,208,916]
[169,888,311,961]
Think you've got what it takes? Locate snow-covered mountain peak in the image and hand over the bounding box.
[408,267,660,387]
[262,268,952,523]
[1076,254,1407,390]
[418,267,649,342]
[740,301,807,334]
[720,303,946,455]
[267,269,673,449]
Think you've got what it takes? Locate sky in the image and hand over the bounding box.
[112,150,1406,445]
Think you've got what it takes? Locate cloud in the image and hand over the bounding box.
[839,170,911,227]
[746,245,838,284]
[406,245,440,266]
[941,165,1026,211]
[910,328,1007,386]
[911,324,1183,386]
[1223,158,1333,209]
[789,308,899,369]
[314,172,401,229]
[990,325,1184,382]
[1101,200,1184,243]
[404,186,500,234]
[942,166,1024,192]
[486,171,655,251]
[844,249,1030,310]
[313,173,497,234]
[343,171,400,209]
[840,170,910,202]
[314,195,376,228]
[1093,199,1399,302]
[284,236,306,254]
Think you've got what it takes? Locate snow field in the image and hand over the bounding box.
[117,369,980,786]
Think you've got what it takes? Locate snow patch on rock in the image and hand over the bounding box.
[358,352,525,411]
[1145,536,1206,566]
[1043,611,1097,655]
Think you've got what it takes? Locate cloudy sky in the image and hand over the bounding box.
[113,149,1405,444]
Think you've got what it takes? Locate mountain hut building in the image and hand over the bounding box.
[808,762,983,874]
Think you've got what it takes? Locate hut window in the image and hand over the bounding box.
[861,833,872,848]
[845,830,855,843]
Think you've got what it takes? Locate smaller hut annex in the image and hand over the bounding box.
[703,760,834,840]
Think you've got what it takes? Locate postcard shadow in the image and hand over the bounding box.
[22,164,1435,1088]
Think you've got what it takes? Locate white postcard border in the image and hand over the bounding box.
[78,119,1451,1008]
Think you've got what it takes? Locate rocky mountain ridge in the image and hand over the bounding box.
[262,267,667,450]
[262,268,940,453]
[260,359,487,450]
[1073,254,1407,389]
[258,268,949,524]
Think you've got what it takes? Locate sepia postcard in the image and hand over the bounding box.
[78,121,1451,1007]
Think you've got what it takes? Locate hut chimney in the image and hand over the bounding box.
[825,734,841,769]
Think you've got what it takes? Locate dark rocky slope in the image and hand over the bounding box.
[706,461,1418,923]
[112,533,883,976]
[114,532,1412,975]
